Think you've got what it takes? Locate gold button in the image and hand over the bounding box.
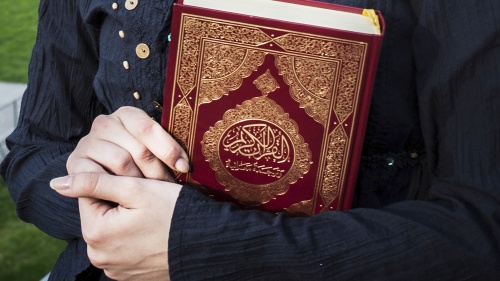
[123,61,130,70]
[133,92,141,100]
[112,3,118,10]
[125,0,138,10]
[135,43,150,59]
[410,152,419,159]
[119,30,125,38]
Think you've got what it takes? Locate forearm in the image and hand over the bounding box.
[1,139,81,239]
[168,1,500,279]
[169,183,500,280]
[0,0,102,240]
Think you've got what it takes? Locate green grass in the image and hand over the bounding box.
[1,1,67,280]
[0,180,66,281]
[0,0,38,82]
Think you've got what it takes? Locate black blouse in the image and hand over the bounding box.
[1,0,499,280]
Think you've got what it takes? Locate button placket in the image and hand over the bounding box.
[132,42,151,101]
[120,0,157,106]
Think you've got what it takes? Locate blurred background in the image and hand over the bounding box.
[0,1,66,280]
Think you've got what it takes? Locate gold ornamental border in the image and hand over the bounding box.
[168,13,369,211]
[202,96,312,205]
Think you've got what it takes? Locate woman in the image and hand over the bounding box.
[2,0,499,280]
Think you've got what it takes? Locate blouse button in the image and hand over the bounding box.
[112,3,118,10]
[125,0,138,10]
[133,92,141,100]
[386,157,395,166]
[119,30,125,38]
[152,101,163,112]
[136,43,150,59]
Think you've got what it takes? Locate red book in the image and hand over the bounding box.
[162,0,385,216]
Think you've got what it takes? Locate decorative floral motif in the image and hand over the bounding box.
[172,98,192,144]
[253,69,280,96]
[321,125,348,204]
[168,14,369,212]
[275,55,337,125]
[274,34,366,122]
[198,42,266,104]
[176,15,271,96]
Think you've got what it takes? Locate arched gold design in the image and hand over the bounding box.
[176,16,272,97]
[198,42,266,104]
[274,34,365,122]
[275,55,337,126]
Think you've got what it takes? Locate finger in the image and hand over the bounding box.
[91,113,174,180]
[50,173,142,208]
[114,107,190,173]
[68,136,144,177]
[67,155,109,175]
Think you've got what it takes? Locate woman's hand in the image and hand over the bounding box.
[63,106,189,280]
[67,106,189,181]
[51,172,181,281]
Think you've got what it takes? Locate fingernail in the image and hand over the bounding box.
[50,176,73,191]
[175,158,190,173]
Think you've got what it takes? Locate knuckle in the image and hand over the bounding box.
[135,145,156,163]
[134,117,156,137]
[115,105,136,115]
[92,114,111,129]
[67,136,89,166]
[66,153,77,172]
[112,151,134,170]
[88,248,109,269]
[82,223,105,247]
[103,270,123,281]
[80,172,102,198]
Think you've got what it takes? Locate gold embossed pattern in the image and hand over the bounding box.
[275,55,337,126]
[253,69,280,96]
[322,125,348,205]
[202,96,312,205]
[198,42,266,104]
[169,14,369,212]
[172,99,192,144]
[176,16,271,96]
[274,34,366,122]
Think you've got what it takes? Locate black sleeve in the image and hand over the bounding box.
[167,1,500,280]
[0,0,104,241]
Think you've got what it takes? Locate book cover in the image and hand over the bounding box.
[161,0,384,216]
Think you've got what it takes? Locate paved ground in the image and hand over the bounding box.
[0,81,25,103]
[0,82,25,160]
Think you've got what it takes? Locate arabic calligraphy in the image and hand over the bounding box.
[222,123,291,164]
[225,159,285,179]
[202,96,311,203]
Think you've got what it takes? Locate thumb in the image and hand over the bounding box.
[50,173,139,207]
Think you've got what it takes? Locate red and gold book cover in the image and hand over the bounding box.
[161,1,384,216]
